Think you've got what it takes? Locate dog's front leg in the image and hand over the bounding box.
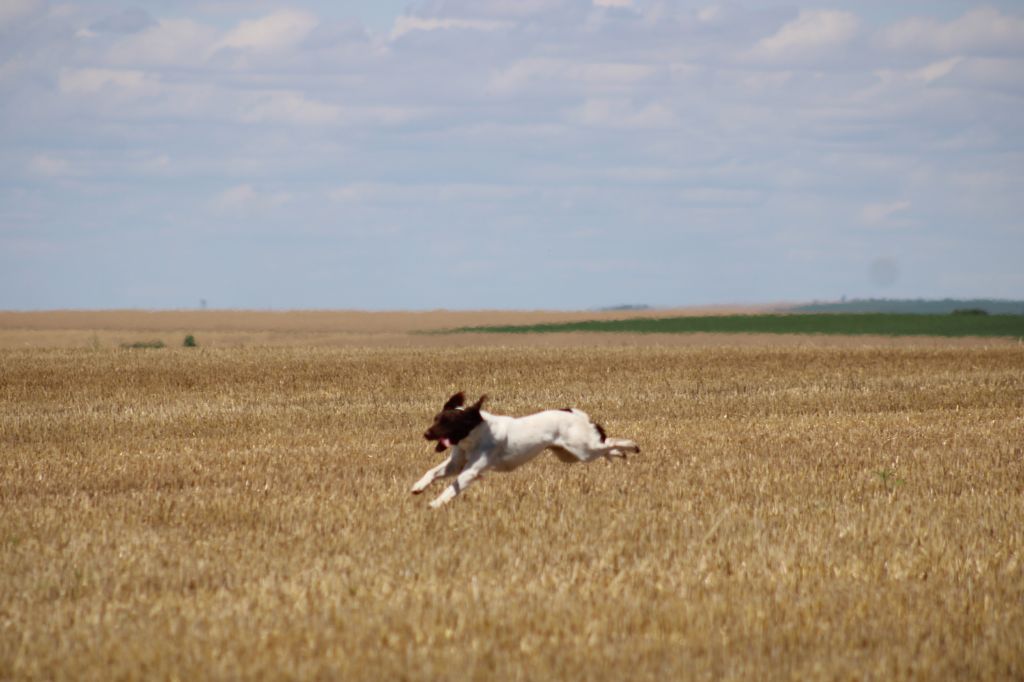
[429,454,490,508]
[411,447,465,495]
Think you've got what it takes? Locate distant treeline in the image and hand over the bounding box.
[595,304,653,312]
[790,299,1024,315]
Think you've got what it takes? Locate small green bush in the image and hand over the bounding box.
[952,308,988,316]
[183,334,198,347]
[120,340,165,349]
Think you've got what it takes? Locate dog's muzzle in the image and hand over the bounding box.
[425,433,452,452]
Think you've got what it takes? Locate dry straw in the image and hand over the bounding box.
[1,342,1022,680]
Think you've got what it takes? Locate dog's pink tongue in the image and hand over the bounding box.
[440,437,452,449]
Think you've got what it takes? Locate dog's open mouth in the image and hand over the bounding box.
[435,437,452,452]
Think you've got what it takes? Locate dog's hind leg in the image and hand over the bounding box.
[549,446,581,463]
[605,438,640,457]
[411,447,466,495]
[550,442,606,463]
[598,439,640,461]
[429,455,490,508]
[555,438,640,463]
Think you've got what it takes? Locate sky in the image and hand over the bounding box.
[1,0,1022,310]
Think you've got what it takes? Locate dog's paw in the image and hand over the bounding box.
[428,490,456,509]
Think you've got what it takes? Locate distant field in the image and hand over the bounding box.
[455,313,1024,339]
[2,345,1022,680]
[2,309,1020,349]
[0,307,774,349]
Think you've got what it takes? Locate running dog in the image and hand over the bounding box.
[411,392,640,508]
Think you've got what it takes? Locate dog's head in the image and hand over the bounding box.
[423,392,486,452]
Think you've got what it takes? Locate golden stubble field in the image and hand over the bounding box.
[0,308,777,349]
[1,320,1022,680]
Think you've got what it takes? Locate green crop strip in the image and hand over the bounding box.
[452,313,1024,338]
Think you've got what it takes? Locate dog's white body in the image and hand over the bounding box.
[412,406,639,508]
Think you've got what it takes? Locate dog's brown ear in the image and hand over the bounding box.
[443,392,465,411]
[471,395,487,411]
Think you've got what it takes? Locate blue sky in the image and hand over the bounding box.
[1,1,1021,310]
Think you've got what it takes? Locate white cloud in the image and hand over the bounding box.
[411,0,576,21]
[328,182,526,204]
[217,184,259,208]
[681,187,765,207]
[490,58,656,95]
[435,184,527,202]
[216,184,292,212]
[240,91,343,125]
[953,57,1024,92]
[593,0,632,8]
[57,68,161,97]
[916,57,964,84]
[0,56,28,83]
[56,63,419,129]
[570,98,675,129]
[751,9,860,61]
[215,9,318,52]
[138,155,171,174]
[28,155,72,177]
[457,121,567,138]
[328,183,389,203]
[390,16,512,40]
[0,0,40,30]
[107,19,219,67]
[696,6,724,24]
[598,166,677,183]
[861,200,911,226]
[872,56,963,89]
[872,55,1024,95]
[879,7,1024,55]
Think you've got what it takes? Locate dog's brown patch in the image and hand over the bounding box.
[424,393,486,451]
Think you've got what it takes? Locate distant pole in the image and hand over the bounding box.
[200,299,207,310]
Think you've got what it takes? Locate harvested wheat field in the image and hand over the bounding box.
[2,339,1023,680]
[0,308,777,349]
